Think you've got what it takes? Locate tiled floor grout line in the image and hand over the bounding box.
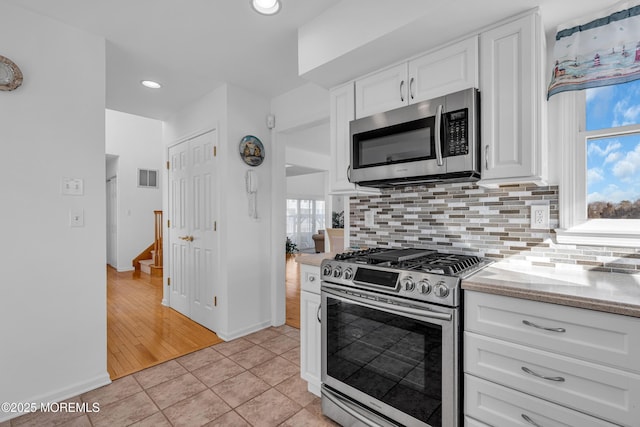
[6,326,335,427]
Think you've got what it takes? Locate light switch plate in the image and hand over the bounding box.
[62,177,84,195]
[530,205,549,229]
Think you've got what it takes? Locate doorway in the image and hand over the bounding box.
[106,154,119,268]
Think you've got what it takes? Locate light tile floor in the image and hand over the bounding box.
[4,325,338,427]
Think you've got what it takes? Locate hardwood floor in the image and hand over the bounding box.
[107,266,222,380]
[107,256,301,380]
[285,254,301,329]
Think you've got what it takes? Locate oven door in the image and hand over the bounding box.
[321,283,460,427]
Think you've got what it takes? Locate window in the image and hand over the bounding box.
[286,199,325,251]
[555,80,640,247]
[585,80,640,219]
[138,169,158,188]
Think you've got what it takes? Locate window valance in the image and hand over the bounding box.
[548,1,640,98]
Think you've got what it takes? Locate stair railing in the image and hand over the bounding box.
[154,210,163,267]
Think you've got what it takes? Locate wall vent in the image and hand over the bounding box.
[138,169,159,188]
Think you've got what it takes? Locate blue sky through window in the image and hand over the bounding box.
[586,80,640,214]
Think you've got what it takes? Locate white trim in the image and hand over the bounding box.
[0,373,111,423]
[553,90,640,247]
[556,220,640,247]
[216,319,272,342]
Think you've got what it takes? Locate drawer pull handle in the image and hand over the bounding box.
[317,304,322,323]
[522,414,543,427]
[521,366,565,382]
[309,275,315,282]
[523,320,566,333]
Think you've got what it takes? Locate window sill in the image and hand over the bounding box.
[555,219,640,248]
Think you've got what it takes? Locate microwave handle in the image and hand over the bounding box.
[435,104,444,166]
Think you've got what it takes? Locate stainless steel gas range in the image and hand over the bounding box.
[320,248,491,427]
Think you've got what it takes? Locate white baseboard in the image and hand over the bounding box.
[216,319,272,342]
[0,372,111,423]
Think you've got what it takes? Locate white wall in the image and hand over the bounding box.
[287,172,326,199]
[271,83,331,326]
[106,110,163,271]
[0,4,109,421]
[226,85,273,336]
[163,84,273,340]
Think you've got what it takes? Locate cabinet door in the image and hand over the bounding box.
[300,290,321,396]
[409,36,478,103]
[479,13,545,186]
[355,63,408,119]
[330,83,356,193]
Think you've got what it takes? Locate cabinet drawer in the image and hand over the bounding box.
[465,332,640,426]
[465,290,640,373]
[465,374,619,427]
[300,264,321,294]
[464,416,490,427]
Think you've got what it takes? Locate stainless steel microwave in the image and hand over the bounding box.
[349,88,480,187]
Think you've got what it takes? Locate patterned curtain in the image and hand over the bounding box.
[548,1,640,99]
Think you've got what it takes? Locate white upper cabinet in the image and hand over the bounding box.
[479,12,547,187]
[408,36,479,103]
[355,63,408,119]
[329,82,380,195]
[329,82,356,193]
[355,36,479,119]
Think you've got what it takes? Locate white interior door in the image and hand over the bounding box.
[168,142,190,317]
[167,131,218,331]
[189,131,218,330]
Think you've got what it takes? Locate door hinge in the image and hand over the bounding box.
[214,221,217,231]
[167,219,170,228]
[213,146,217,157]
[167,277,171,287]
[214,296,217,307]
[166,161,170,169]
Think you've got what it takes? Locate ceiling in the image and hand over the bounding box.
[6,0,620,121]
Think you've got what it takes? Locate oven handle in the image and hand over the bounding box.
[323,386,386,427]
[322,284,452,322]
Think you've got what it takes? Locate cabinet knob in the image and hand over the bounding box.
[308,275,315,282]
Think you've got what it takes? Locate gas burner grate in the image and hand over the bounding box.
[399,254,483,275]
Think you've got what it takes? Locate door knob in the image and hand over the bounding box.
[178,235,194,241]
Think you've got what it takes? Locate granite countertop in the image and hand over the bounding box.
[296,252,336,267]
[463,262,640,318]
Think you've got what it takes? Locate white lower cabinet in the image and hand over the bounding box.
[465,375,619,427]
[464,290,640,427]
[300,264,321,396]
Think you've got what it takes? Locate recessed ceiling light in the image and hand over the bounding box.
[251,0,281,15]
[141,80,162,89]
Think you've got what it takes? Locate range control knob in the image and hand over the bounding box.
[433,282,450,298]
[332,266,342,278]
[343,268,354,280]
[322,265,332,277]
[418,280,432,294]
[400,277,415,292]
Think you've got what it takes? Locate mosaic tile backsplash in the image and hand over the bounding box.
[349,183,640,274]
